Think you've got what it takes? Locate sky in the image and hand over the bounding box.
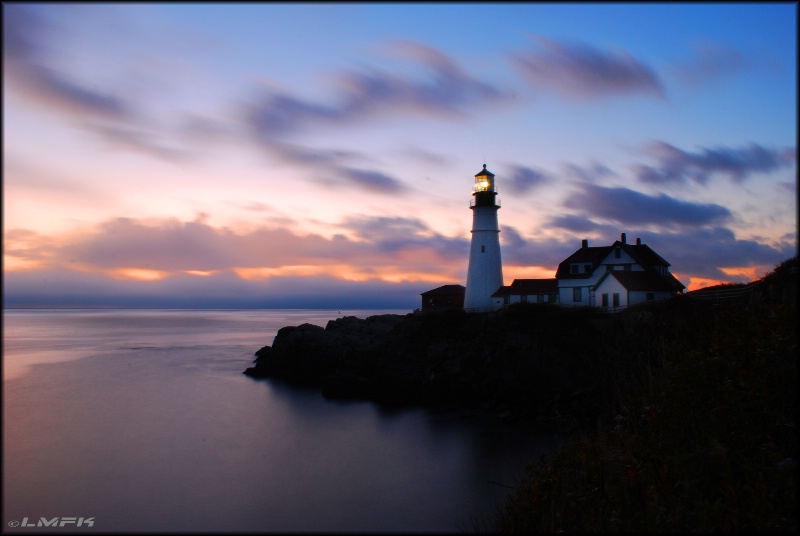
[3,2,797,309]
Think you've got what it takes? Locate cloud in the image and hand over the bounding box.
[341,215,468,259]
[509,36,665,99]
[247,137,409,194]
[2,5,203,164]
[3,5,130,121]
[635,141,797,185]
[498,223,792,285]
[84,123,192,162]
[562,162,616,183]
[563,184,732,227]
[503,164,549,194]
[640,227,795,280]
[246,42,510,140]
[5,212,792,308]
[325,167,409,194]
[547,214,601,234]
[671,42,749,87]
[240,42,515,194]
[5,214,469,288]
[45,217,360,272]
[2,213,475,308]
[2,268,429,309]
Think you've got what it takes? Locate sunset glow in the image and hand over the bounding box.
[3,3,796,309]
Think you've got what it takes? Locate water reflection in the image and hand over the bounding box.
[3,310,562,532]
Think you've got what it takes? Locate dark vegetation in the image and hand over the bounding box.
[492,256,797,532]
[246,256,796,531]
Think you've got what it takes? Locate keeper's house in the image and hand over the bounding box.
[489,233,684,310]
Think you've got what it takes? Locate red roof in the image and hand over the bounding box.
[492,278,558,297]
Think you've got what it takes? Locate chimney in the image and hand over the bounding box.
[621,232,627,244]
[636,237,641,245]
[581,239,588,249]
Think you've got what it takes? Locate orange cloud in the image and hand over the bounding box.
[504,264,558,281]
[684,276,729,291]
[184,270,219,277]
[3,254,43,271]
[108,268,170,281]
[719,265,761,280]
[233,264,459,285]
[234,265,331,280]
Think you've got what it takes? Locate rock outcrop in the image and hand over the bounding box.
[244,305,625,426]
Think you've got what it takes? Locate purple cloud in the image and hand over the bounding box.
[246,42,510,140]
[3,5,129,120]
[562,162,616,183]
[12,215,469,277]
[509,36,665,99]
[547,214,600,234]
[636,141,797,185]
[640,227,795,280]
[329,167,408,194]
[563,184,732,227]
[341,215,468,258]
[247,139,408,194]
[672,42,749,87]
[503,165,549,194]
[2,268,429,309]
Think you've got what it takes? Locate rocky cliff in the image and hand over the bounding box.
[245,304,640,427]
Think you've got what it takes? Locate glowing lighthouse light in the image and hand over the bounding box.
[464,164,504,311]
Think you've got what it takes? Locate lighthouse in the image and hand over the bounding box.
[464,164,504,311]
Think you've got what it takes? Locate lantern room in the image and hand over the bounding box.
[473,164,495,193]
[471,164,499,208]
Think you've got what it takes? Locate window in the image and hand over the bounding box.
[602,293,609,307]
[573,287,582,302]
[646,292,655,301]
[520,295,527,303]
[537,294,543,303]
[481,245,485,253]
[612,293,620,307]
[570,264,579,274]
[583,264,592,273]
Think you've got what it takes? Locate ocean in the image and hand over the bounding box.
[3,309,561,532]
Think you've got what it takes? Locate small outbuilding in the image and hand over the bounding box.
[420,284,465,312]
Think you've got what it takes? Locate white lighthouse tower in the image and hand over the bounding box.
[464,164,504,311]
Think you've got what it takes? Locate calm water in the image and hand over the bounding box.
[3,309,561,533]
